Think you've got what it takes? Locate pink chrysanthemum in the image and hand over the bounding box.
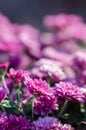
[8,68,29,83]
[34,92,58,115]
[43,13,83,30]
[54,82,84,102]
[0,62,9,75]
[24,78,50,95]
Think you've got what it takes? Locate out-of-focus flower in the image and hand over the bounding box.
[77,70,86,85]
[0,13,23,54]
[43,13,83,30]
[31,58,66,81]
[9,53,32,69]
[8,68,29,83]
[32,116,74,130]
[54,82,84,102]
[43,47,72,66]
[58,23,86,42]
[17,24,41,58]
[53,36,80,53]
[40,32,55,46]
[24,78,50,95]
[72,51,86,71]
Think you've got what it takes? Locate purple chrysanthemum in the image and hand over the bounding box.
[54,82,84,102]
[7,115,30,130]
[32,116,74,130]
[0,112,31,130]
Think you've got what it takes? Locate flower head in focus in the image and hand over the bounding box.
[54,82,84,102]
[34,90,58,115]
[24,78,50,95]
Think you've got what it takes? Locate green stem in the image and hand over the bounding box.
[58,98,69,118]
[2,76,9,94]
[16,89,25,115]
[0,103,5,112]
[32,96,35,121]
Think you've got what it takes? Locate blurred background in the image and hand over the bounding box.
[0,0,86,30]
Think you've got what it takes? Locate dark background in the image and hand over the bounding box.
[0,0,86,30]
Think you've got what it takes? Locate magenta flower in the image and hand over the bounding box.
[0,62,9,70]
[0,112,30,130]
[7,115,30,130]
[32,116,74,130]
[8,68,29,83]
[54,82,84,102]
[24,78,50,95]
[0,112,8,130]
[0,62,9,75]
[34,92,58,115]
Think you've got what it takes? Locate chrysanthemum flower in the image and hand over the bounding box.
[24,78,50,95]
[0,112,31,130]
[8,68,29,83]
[7,115,30,130]
[54,82,84,102]
[34,92,58,115]
[0,112,8,130]
[32,116,74,130]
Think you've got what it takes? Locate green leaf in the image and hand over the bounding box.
[1,100,17,108]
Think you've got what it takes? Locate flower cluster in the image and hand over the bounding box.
[0,13,86,129]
